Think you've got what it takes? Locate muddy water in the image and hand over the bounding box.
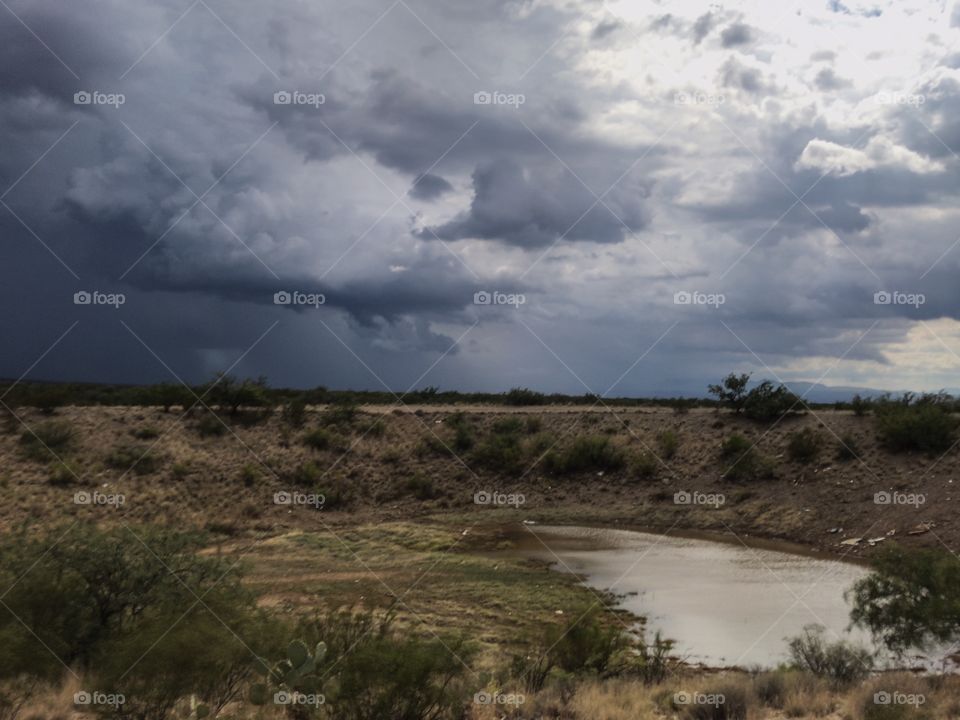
[504,525,875,668]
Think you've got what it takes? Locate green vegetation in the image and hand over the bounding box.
[874,394,958,454]
[742,380,803,421]
[720,433,774,481]
[851,544,960,655]
[543,435,626,475]
[708,372,751,413]
[786,428,823,463]
[657,429,679,459]
[18,420,75,462]
[837,433,861,461]
[786,624,872,685]
[105,443,163,475]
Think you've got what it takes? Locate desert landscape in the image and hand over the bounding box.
[2,380,959,719]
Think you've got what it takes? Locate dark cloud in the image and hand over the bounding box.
[592,19,621,40]
[422,158,649,248]
[814,67,850,90]
[720,23,753,47]
[692,12,715,44]
[409,173,454,201]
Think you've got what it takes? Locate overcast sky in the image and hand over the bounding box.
[2,0,960,397]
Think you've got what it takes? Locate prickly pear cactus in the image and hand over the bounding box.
[250,639,328,718]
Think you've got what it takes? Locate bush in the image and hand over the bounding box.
[837,433,860,461]
[105,444,162,475]
[302,428,334,451]
[131,425,160,440]
[48,464,78,487]
[720,434,774,481]
[18,421,75,462]
[874,399,958,454]
[851,394,872,417]
[743,381,803,421]
[657,430,679,460]
[787,624,872,685]
[195,411,226,437]
[850,544,960,654]
[708,373,751,413]
[633,451,659,479]
[787,428,823,463]
[0,524,266,683]
[505,387,545,406]
[281,397,307,428]
[406,474,438,500]
[543,436,626,475]
[680,681,751,720]
[491,417,524,435]
[753,671,787,708]
[289,461,322,487]
[472,431,525,474]
[323,403,357,427]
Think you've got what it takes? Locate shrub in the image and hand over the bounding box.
[281,397,307,428]
[505,387,545,406]
[302,428,333,451]
[239,463,259,487]
[323,403,357,427]
[132,425,160,440]
[720,434,774,481]
[0,524,266,681]
[525,416,543,433]
[837,433,860,461]
[850,544,960,654]
[492,417,524,435]
[105,444,162,475]
[195,411,226,437]
[787,428,823,463]
[472,432,525,474]
[787,624,872,685]
[633,451,659,479]
[289,461,322,487]
[743,381,803,421]
[18,421,75,462]
[658,430,679,459]
[851,394,872,417]
[753,671,787,708]
[681,681,751,720]
[406,474,438,500]
[874,399,957,454]
[48,464,78,487]
[544,436,626,475]
[708,373,751,413]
